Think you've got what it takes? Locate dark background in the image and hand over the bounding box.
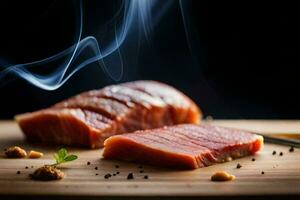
[0,0,299,119]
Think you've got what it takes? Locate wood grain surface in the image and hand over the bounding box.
[0,120,299,198]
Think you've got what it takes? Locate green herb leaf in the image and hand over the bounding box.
[52,148,78,166]
[64,155,78,162]
[58,148,67,159]
[53,153,60,164]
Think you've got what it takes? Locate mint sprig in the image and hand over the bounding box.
[52,148,78,166]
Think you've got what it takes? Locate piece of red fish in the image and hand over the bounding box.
[103,124,263,169]
[15,81,201,148]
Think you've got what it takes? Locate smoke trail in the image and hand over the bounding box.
[0,0,171,90]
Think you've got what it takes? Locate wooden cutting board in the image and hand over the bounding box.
[0,120,299,198]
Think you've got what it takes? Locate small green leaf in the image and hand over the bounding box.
[52,148,78,166]
[53,153,60,164]
[64,155,78,162]
[58,148,67,159]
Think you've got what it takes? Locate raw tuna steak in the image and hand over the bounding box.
[103,124,263,169]
[15,81,201,148]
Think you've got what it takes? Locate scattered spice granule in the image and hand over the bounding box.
[116,171,120,174]
[87,161,91,165]
[5,146,27,158]
[236,163,242,169]
[113,173,116,176]
[144,175,149,179]
[16,171,21,174]
[289,146,294,152]
[272,151,276,155]
[95,167,98,170]
[139,170,144,173]
[28,150,44,159]
[115,165,119,168]
[261,171,265,175]
[30,165,64,181]
[95,173,98,176]
[211,171,235,182]
[25,166,29,169]
[127,173,134,180]
[251,158,255,162]
[279,152,283,156]
[31,166,34,168]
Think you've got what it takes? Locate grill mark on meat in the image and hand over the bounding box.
[80,109,113,129]
[89,86,166,109]
[178,125,231,143]
[197,124,254,142]
[159,130,229,165]
[142,134,203,156]
[78,87,170,128]
[124,133,195,155]
[172,126,233,146]
[81,92,136,108]
[162,129,226,151]
[123,81,200,124]
[54,97,130,120]
[122,81,191,107]
[145,130,209,153]
[178,124,254,144]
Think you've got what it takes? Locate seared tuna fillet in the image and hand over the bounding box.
[103,124,263,169]
[15,81,201,148]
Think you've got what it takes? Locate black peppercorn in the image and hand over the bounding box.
[104,173,111,179]
[236,163,242,169]
[127,173,134,180]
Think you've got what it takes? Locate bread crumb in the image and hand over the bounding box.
[28,150,44,159]
[30,165,64,181]
[225,156,232,162]
[5,146,27,158]
[211,171,235,182]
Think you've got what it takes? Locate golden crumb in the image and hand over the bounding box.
[225,156,232,162]
[5,146,27,158]
[28,150,44,159]
[211,171,235,182]
[30,165,64,181]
